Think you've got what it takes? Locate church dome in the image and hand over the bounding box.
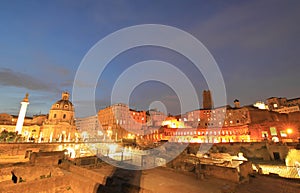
[50,92,74,111]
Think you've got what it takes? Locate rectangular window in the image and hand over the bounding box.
[262,131,268,138]
[270,127,277,136]
[280,131,287,137]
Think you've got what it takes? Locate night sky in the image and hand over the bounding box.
[0,0,300,117]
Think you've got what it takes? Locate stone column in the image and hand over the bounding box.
[15,93,29,135]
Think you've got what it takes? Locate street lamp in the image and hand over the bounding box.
[287,128,293,142]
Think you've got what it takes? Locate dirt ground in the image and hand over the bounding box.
[92,164,300,193]
[235,175,300,193]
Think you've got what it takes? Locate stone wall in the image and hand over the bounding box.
[0,175,70,193]
[248,108,287,123]
[194,142,291,161]
[0,165,64,183]
[288,112,300,121]
[239,161,253,180]
[0,142,293,161]
[0,142,90,159]
[266,143,290,161]
[199,164,240,182]
[68,164,107,184]
[0,164,105,193]
[0,165,68,193]
[72,156,99,167]
[29,151,65,166]
[189,142,269,158]
[0,143,60,156]
[67,172,100,193]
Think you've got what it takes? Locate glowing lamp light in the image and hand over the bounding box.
[287,128,293,134]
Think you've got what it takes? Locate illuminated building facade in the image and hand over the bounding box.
[98,103,147,140]
[162,125,250,143]
[2,91,298,144]
[253,101,269,110]
[0,93,46,141]
[267,97,300,112]
[42,92,77,142]
[0,113,45,141]
[146,109,166,127]
[184,105,250,128]
[145,104,300,143]
[75,115,101,141]
[0,92,78,142]
[273,106,300,114]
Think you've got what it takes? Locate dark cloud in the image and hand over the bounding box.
[0,68,59,91]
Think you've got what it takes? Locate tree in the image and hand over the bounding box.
[0,130,19,142]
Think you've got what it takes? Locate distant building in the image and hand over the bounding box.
[0,113,46,141]
[267,97,300,114]
[162,116,186,129]
[145,97,300,143]
[253,101,268,110]
[2,91,299,144]
[184,105,250,128]
[273,105,300,114]
[0,92,79,142]
[162,125,250,143]
[267,97,288,110]
[75,115,101,141]
[286,97,300,106]
[97,103,147,140]
[146,109,166,127]
[42,92,77,142]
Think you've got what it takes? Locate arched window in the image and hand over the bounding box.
[54,114,56,118]
[63,114,66,119]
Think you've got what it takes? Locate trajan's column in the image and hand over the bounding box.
[15,93,29,134]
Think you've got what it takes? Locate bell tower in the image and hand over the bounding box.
[203,90,213,109]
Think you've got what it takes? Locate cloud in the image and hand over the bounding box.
[60,79,74,87]
[0,68,59,91]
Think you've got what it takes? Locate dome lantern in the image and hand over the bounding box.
[62,91,70,100]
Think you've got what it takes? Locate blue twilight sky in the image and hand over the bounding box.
[0,0,300,117]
